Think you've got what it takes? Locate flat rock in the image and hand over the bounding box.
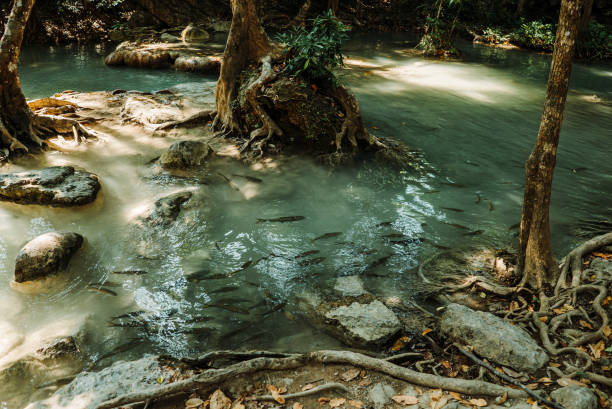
[160,140,212,169]
[14,232,83,283]
[368,383,395,409]
[333,275,367,297]
[0,166,100,206]
[26,356,173,409]
[440,303,548,372]
[325,300,401,347]
[551,386,598,409]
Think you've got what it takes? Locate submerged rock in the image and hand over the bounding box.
[14,232,83,283]
[138,191,193,227]
[160,140,212,169]
[333,275,367,297]
[26,356,173,409]
[440,303,548,372]
[550,386,598,409]
[0,166,100,206]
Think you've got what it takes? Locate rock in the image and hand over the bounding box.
[209,20,231,33]
[325,301,401,347]
[138,191,193,227]
[181,24,209,43]
[160,140,212,169]
[120,95,182,126]
[0,321,24,358]
[333,275,367,297]
[26,356,174,409]
[0,166,100,206]
[105,42,175,69]
[550,386,598,409]
[160,32,180,42]
[440,303,548,372]
[14,232,83,283]
[173,55,221,74]
[368,383,395,409]
[589,257,612,281]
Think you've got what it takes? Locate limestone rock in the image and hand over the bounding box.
[0,166,100,206]
[368,383,395,409]
[174,55,221,74]
[440,303,548,372]
[324,301,401,347]
[181,24,209,43]
[160,33,180,42]
[551,386,598,409]
[14,232,83,283]
[160,140,212,169]
[121,95,182,126]
[333,275,367,297]
[138,191,193,227]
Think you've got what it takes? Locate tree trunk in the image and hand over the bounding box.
[517,0,582,290]
[214,0,274,134]
[328,0,339,15]
[578,0,593,38]
[0,0,39,155]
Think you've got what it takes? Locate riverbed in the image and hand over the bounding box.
[1,36,611,407]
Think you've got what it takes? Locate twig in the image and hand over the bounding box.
[247,383,349,401]
[384,352,423,362]
[453,343,566,409]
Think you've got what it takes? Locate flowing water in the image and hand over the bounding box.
[1,37,611,406]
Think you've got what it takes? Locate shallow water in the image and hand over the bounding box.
[1,37,611,407]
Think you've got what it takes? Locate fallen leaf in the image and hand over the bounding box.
[589,340,606,360]
[537,377,553,383]
[430,389,443,400]
[302,384,314,391]
[461,364,470,373]
[210,390,231,409]
[231,399,245,409]
[553,304,574,315]
[349,400,363,408]
[509,301,519,311]
[539,316,548,323]
[266,385,285,404]
[449,392,462,401]
[441,360,451,369]
[432,396,448,409]
[186,398,204,408]
[318,397,330,405]
[360,369,367,378]
[502,366,522,378]
[341,368,361,382]
[391,335,412,351]
[311,84,318,92]
[468,398,487,407]
[329,398,346,408]
[422,328,433,336]
[358,379,372,386]
[293,403,303,409]
[603,325,612,337]
[549,362,561,368]
[392,395,419,405]
[496,392,508,405]
[371,126,380,130]
[603,296,612,307]
[526,383,539,390]
[557,377,587,387]
[580,320,594,330]
[527,397,536,404]
[593,252,612,260]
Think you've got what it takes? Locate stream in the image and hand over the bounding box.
[1,36,611,407]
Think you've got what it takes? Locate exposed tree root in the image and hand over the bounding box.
[96,350,526,409]
[247,382,349,401]
[156,110,216,131]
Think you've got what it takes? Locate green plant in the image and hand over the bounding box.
[417,0,462,56]
[481,27,510,44]
[276,10,351,82]
[111,20,128,32]
[510,19,556,51]
[577,22,612,60]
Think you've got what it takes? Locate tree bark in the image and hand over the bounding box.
[518,0,582,290]
[328,0,339,15]
[214,0,274,134]
[0,0,39,155]
[578,0,593,37]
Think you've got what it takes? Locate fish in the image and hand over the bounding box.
[260,301,287,316]
[111,311,146,320]
[442,221,469,230]
[215,242,221,250]
[335,241,356,246]
[509,223,520,230]
[489,201,495,211]
[358,249,378,255]
[209,286,240,295]
[214,297,250,305]
[87,287,117,296]
[231,173,263,183]
[383,233,405,238]
[204,304,249,315]
[463,230,484,236]
[312,232,342,242]
[475,194,481,204]
[295,250,320,259]
[108,320,145,328]
[441,207,465,213]
[147,156,160,164]
[228,260,253,276]
[298,257,326,267]
[390,239,419,246]
[256,216,305,223]
[186,316,214,324]
[182,327,215,335]
[196,273,229,281]
[441,182,467,188]
[98,338,142,360]
[112,270,148,275]
[376,221,393,227]
[367,254,393,269]
[217,172,241,191]
[571,167,588,173]
[90,281,121,288]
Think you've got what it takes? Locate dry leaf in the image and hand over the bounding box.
[422,328,433,336]
[468,398,487,407]
[502,366,522,378]
[432,396,448,409]
[318,397,330,405]
[497,392,508,405]
[461,364,470,373]
[549,362,561,368]
[266,385,285,404]
[209,390,231,409]
[441,360,451,369]
[392,395,419,405]
[371,126,380,130]
[359,370,366,378]
[603,296,612,307]
[537,377,553,383]
[329,398,346,408]
[557,377,587,387]
[580,320,594,330]
[527,397,536,404]
[349,400,363,408]
[553,304,574,315]
[589,340,606,360]
[430,389,443,400]
[509,301,519,311]
[186,398,204,408]
[526,383,539,390]
[358,379,372,387]
[539,316,548,323]
[341,368,361,382]
[603,325,612,337]
[293,403,303,409]
[302,384,314,391]
[449,392,462,401]
[593,252,612,260]
[231,400,245,409]
[391,336,412,351]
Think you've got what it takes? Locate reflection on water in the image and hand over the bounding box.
[1,36,611,407]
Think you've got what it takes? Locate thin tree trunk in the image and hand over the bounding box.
[518,0,582,289]
[578,0,593,38]
[0,0,39,154]
[328,0,339,15]
[214,0,273,134]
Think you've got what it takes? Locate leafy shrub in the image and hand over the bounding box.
[510,20,555,51]
[276,10,351,82]
[577,22,612,60]
[480,27,510,44]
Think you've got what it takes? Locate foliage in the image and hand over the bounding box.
[416,0,462,57]
[480,27,510,44]
[510,19,556,51]
[276,10,351,82]
[56,0,124,13]
[577,22,612,60]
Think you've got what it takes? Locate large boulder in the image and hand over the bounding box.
[14,232,83,283]
[0,166,100,206]
[26,356,174,409]
[551,386,598,409]
[181,24,209,43]
[160,140,212,169]
[440,303,548,373]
